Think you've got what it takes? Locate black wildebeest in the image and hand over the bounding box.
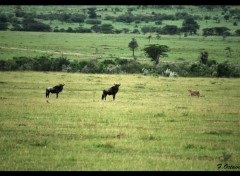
[46,84,64,98]
[102,84,121,100]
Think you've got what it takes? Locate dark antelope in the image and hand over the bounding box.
[46,84,65,98]
[102,84,121,101]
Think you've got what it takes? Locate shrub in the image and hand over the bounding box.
[33,56,52,71]
[100,24,114,34]
[68,60,81,72]
[120,60,143,73]
[141,26,161,34]
[50,56,70,71]
[75,27,91,33]
[22,18,51,32]
[155,21,162,25]
[116,13,134,23]
[206,59,218,67]
[1,55,239,78]
[103,65,121,74]
[216,61,239,77]
[81,60,102,73]
[132,29,140,34]
[85,19,102,25]
[101,59,116,66]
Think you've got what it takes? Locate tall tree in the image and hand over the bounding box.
[181,17,200,35]
[147,35,152,42]
[87,8,97,19]
[199,51,208,64]
[128,38,138,57]
[143,44,170,65]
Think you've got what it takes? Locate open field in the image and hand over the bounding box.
[0,71,239,171]
[0,31,240,64]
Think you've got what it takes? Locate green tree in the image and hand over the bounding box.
[202,28,214,37]
[100,24,114,34]
[147,35,152,42]
[143,44,170,65]
[162,25,179,35]
[181,17,200,35]
[87,8,97,19]
[128,38,138,57]
[199,51,208,65]
[222,31,231,41]
[214,27,230,36]
[235,29,240,36]
[224,14,230,21]
[225,47,233,57]
[0,22,8,30]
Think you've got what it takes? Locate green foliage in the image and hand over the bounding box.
[235,29,240,36]
[116,12,135,23]
[120,60,143,73]
[162,25,179,35]
[1,30,234,63]
[33,56,52,71]
[0,5,240,36]
[22,18,51,32]
[128,38,138,57]
[141,26,161,34]
[190,63,212,77]
[214,27,230,36]
[181,17,200,35]
[1,55,239,77]
[85,19,102,25]
[50,56,70,71]
[217,61,240,77]
[99,24,114,34]
[224,47,233,57]
[143,44,170,65]
[87,7,97,19]
[199,51,209,65]
[70,14,86,23]
[81,60,102,73]
[0,21,8,30]
[91,24,114,33]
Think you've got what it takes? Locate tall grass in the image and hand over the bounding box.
[0,71,239,170]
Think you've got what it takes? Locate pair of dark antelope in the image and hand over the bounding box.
[46,83,121,100]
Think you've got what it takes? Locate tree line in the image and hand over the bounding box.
[1,6,240,36]
[0,55,239,78]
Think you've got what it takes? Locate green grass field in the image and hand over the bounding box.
[0,71,239,171]
[1,31,240,64]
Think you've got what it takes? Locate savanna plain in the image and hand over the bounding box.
[0,71,239,171]
[0,5,240,171]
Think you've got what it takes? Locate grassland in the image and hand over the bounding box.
[1,5,240,33]
[1,31,240,64]
[0,5,240,171]
[1,5,240,65]
[0,71,239,171]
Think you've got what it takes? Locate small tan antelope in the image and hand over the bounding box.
[188,89,200,97]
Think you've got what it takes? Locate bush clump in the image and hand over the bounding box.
[0,55,239,77]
